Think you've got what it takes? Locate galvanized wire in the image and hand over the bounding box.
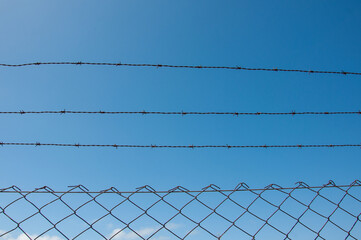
[0,110,360,116]
[0,181,360,240]
[0,142,360,149]
[0,61,360,76]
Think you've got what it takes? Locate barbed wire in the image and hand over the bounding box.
[0,142,360,149]
[0,61,360,76]
[0,110,360,116]
[1,181,360,240]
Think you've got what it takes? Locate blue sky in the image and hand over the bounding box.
[0,0,360,191]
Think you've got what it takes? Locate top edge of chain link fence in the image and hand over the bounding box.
[1,182,359,194]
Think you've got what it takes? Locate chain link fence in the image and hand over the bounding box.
[1,181,360,240]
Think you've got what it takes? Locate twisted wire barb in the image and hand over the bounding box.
[1,110,361,116]
[0,142,360,149]
[0,181,360,240]
[0,61,360,76]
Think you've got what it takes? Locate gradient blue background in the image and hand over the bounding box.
[0,0,360,192]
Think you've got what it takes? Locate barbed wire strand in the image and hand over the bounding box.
[1,110,360,116]
[0,61,360,75]
[0,142,360,149]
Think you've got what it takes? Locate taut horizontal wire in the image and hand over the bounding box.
[0,61,360,76]
[1,182,359,194]
[0,142,360,149]
[0,110,360,116]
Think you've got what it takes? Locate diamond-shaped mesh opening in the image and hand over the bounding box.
[347,187,361,200]
[25,193,59,210]
[234,211,264,236]
[221,224,253,240]
[163,192,195,210]
[37,228,65,240]
[40,198,74,224]
[254,224,286,240]
[299,209,327,233]
[129,214,162,237]
[268,208,297,233]
[111,198,144,224]
[291,188,318,206]
[55,213,89,239]
[319,187,346,203]
[149,227,180,240]
[214,197,247,222]
[228,190,258,208]
[182,225,216,240]
[287,222,318,240]
[0,229,33,240]
[309,194,339,217]
[93,192,126,210]
[128,193,162,211]
[17,213,55,238]
[76,199,109,224]
[60,192,93,210]
[248,196,278,220]
[2,197,38,223]
[318,221,349,239]
[181,197,213,223]
[339,194,361,217]
[74,227,107,240]
[92,213,127,238]
[163,214,197,238]
[0,193,23,209]
[146,198,179,224]
[348,221,361,239]
[196,191,228,209]
[280,196,308,219]
[110,227,144,240]
[329,206,358,231]
[0,213,17,233]
[200,211,233,237]
[260,189,290,207]
[15,229,66,240]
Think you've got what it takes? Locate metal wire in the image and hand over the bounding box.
[0,181,360,240]
[0,61,360,75]
[1,110,360,116]
[0,142,360,149]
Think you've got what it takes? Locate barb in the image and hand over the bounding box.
[0,182,360,240]
[0,110,360,116]
[0,61,360,76]
[0,142,360,149]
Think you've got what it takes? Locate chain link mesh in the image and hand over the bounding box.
[1,181,360,240]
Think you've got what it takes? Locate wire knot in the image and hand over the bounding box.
[235,182,249,190]
[68,185,89,192]
[202,184,220,191]
[324,180,336,187]
[168,186,189,192]
[295,181,309,188]
[136,185,156,192]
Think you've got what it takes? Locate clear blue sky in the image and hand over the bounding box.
[0,0,360,191]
